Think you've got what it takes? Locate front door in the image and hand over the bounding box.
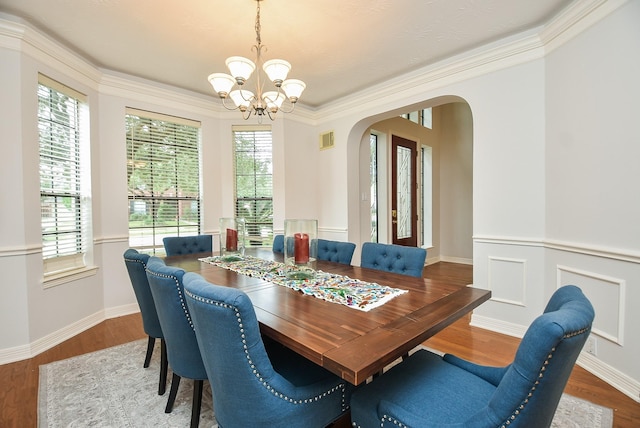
[391,135,418,247]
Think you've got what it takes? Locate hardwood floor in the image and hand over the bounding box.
[1,262,638,427]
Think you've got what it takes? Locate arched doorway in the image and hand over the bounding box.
[350,99,473,266]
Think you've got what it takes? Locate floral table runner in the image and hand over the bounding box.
[199,255,407,312]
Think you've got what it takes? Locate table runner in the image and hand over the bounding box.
[199,255,407,311]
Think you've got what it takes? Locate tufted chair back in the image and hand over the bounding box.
[145,257,208,427]
[317,239,357,265]
[123,248,168,395]
[360,242,426,278]
[272,234,295,254]
[183,272,354,428]
[163,235,212,256]
[272,234,285,253]
[350,285,595,428]
[124,249,162,339]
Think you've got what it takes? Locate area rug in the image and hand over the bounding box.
[39,340,217,427]
[38,340,613,427]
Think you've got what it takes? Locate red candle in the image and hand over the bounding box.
[294,233,309,264]
[226,228,237,251]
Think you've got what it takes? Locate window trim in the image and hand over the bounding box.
[232,125,274,247]
[126,108,202,255]
[38,73,93,282]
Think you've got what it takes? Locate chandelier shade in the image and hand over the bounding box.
[229,90,254,111]
[281,79,306,102]
[263,59,291,85]
[208,0,305,121]
[263,91,286,112]
[208,73,235,97]
[225,56,256,84]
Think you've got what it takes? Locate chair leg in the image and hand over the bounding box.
[165,373,181,413]
[144,336,155,368]
[158,339,168,395]
[190,379,204,428]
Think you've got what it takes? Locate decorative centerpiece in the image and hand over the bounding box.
[219,217,246,261]
[284,219,318,280]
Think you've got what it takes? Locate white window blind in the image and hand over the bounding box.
[126,108,201,255]
[38,74,91,275]
[233,126,273,247]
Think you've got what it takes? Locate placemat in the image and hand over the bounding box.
[199,255,407,311]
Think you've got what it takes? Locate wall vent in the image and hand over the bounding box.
[319,131,334,150]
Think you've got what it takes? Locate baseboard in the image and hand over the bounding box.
[471,313,640,403]
[470,313,527,338]
[578,352,640,403]
[0,303,141,365]
[104,303,140,319]
[439,255,473,265]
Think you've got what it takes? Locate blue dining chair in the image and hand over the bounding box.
[272,234,297,254]
[163,235,212,256]
[183,272,355,428]
[317,239,356,265]
[145,257,209,428]
[360,242,426,278]
[123,248,168,395]
[272,234,284,253]
[350,285,595,428]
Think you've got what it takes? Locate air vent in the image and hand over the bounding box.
[319,131,334,150]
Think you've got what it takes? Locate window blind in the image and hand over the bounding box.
[126,109,201,255]
[38,74,90,274]
[233,126,273,246]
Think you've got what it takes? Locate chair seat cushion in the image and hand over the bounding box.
[351,350,496,427]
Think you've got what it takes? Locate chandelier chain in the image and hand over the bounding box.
[255,1,262,47]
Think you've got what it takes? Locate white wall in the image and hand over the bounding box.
[544,0,640,398]
[439,103,473,263]
[0,0,638,401]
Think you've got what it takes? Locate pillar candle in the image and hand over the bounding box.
[226,228,237,252]
[294,232,309,264]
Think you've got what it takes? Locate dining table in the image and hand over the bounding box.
[164,248,491,386]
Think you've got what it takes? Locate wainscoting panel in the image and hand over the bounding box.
[488,256,527,306]
[557,265,625,346]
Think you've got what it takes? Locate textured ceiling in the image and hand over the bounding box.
[0,0,572,108]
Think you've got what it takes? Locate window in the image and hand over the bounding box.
[421,145,433,248]
[370,133,378,242]
[38,74,92,278]
[126,109,201,255]
[233,126,273,247]
[401,108,432,129]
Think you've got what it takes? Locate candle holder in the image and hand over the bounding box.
[219,217,246,261]
[284,219,318,280]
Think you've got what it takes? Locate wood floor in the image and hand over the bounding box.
[1,262,638,427]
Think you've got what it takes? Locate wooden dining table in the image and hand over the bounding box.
[165,248,491,386]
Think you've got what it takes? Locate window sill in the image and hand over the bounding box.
[43,265,99,289]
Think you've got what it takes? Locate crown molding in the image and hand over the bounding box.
[315,29,545,123]
[541,0,629,53]
[0,13,101,89]
[313,0,630,123]
[1,0,630,126]
[99,72,219,118]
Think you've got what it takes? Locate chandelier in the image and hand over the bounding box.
[208,0,306,121]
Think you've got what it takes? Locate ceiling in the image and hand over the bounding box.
[1,0,572,109]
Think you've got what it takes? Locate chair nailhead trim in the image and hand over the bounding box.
[185,289,349,411]
[379,415,407,427]
[497,326,592,427]
[146,269,195,331]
